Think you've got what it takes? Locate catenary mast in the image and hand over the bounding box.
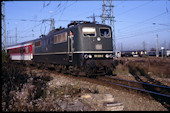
[102,0,116,59]
[2,1,7,52]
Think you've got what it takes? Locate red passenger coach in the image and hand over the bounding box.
[7,42,33,61]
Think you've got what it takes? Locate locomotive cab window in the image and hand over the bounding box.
[82,27,96,37]
[100,28,111,38]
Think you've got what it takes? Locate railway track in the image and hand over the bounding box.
[97,76,170,98]
[25,61,170,99]
[12,61,170,110]
[18,61,170,98]
[97,76,170,110]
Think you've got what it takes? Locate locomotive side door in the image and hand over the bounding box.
[68,31,74,63]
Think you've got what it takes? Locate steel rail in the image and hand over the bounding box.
[106,77,170,89]
[98,78,170,98]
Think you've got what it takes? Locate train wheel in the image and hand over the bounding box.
[70,66,79,77]
[105,67,112,76]
[84,65,95,77]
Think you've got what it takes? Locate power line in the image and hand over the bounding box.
[115,1,152,17]
[58,1,68,21]
[115,11,169,39]
[7,19,74,38]
[17,18,56,36]
[116,21,169,38]
[56,1,78,21]
[78,7,102,20]
[119,11,167,31]
[50,1,70,18]
[116,28,169,40]
[5,18,41,22]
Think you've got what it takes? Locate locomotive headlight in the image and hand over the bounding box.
[97,37,101,41]
[84,54,88,59]
[109,54,113,58]
[88,54,92,58]
[105,54,109,58]
[105,54,113,58]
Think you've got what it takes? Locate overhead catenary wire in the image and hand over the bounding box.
[116,21,169,38]
[115,14,169,43]
[57,1,68,21]
[50,1,70,18]
[116,28,169,40]
[118,11,167,31]
[114,0,169,44]
[6,1,97,42]
[115,1,153,17]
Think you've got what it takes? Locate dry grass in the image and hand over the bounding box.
[2,62,56,112]
[114,64,129,75]
[1,61,99,111]
[115,57,170,78]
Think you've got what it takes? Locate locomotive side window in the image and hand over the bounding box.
[82,27,96,37]
[35,40,41,47]
[54,32,67,44]
[100,28,111,38]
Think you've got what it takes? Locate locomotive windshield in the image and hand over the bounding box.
[100,28,111,38]
[82,27,96,37]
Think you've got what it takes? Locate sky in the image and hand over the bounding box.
[2,0,170,51]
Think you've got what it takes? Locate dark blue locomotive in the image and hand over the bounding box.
[8,21,116,76]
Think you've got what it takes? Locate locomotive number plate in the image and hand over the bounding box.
[95,44,102,50]
[94,54,104,58]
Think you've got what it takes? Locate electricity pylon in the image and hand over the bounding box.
[102,0,116,59]
[1,1,7,52]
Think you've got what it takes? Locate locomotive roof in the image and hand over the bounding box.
[6,22,111,49]
[70,22,111,28]
[67,21,111,28]
[37,22,111,40]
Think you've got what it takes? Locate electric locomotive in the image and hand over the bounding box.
[7,21,116,76]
